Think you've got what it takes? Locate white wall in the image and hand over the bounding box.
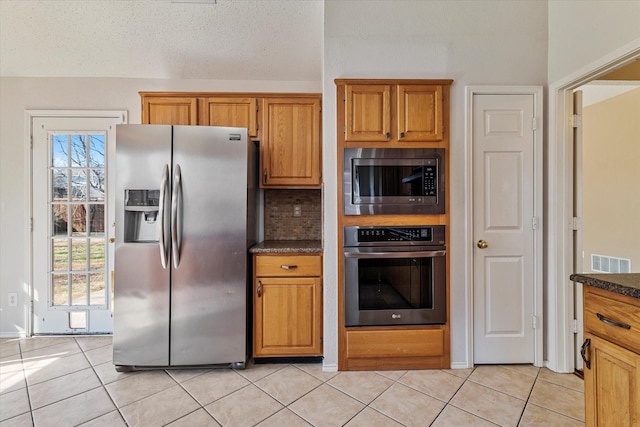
[548,0,640,83]
[322,0,548,369]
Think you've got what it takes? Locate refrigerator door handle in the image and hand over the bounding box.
[159,164,170,269]
[171,163,183,268]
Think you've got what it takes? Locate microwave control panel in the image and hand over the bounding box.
[424,165,438,197]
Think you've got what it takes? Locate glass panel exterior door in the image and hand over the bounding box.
[32,115,124,334]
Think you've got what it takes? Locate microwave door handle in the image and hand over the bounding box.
[344,250,446,258]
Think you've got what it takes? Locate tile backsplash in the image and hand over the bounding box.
[264,190,322,240]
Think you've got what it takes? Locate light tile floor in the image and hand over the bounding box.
[0,336,585,426]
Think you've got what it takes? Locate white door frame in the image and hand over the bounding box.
[464,86,544,368]
[547,38,640,373]
[25,110,127,336]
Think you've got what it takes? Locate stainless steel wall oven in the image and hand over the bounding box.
[343,148,445,215]
[343,225,446,327]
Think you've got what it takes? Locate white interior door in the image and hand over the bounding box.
[32,113,124,334]
[472,93,537,364]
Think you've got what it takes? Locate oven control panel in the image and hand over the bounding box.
[345,225,446,246]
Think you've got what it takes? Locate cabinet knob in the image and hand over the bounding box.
[257,280,262,297]
[263,169,267,184]
[400,132,405,138]
[385,132,391,139]
[280,265,298,270]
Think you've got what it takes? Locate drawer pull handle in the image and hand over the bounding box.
[596,313,631,330]
[580,338,591,370]
[280,265,298,270]
[257,280,262,297]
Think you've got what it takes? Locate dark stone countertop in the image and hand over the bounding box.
[570,273,640,300]
[249,240,323,254]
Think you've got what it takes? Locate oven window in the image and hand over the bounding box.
[355,165,424,197]
[357,257,433,310]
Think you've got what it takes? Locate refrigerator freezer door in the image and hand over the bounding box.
[170,126,248,366]
[114,125,172,367]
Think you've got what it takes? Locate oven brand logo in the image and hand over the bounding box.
[391,314,402,319]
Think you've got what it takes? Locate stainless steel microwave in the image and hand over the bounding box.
[343,148,445,215]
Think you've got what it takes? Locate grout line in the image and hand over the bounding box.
[9,338,586,427]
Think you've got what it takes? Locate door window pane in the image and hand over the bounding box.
[52,240,68,271]
[52,169,69,200]
[89,238,105,270]
[89,273,105,305]
[70,135,87,167]
[52,135,69,167]
[52,205,68,236]
[71,273,88,306]
[71,170,87,201]
[71,239,87,271]
[52,274,69,306]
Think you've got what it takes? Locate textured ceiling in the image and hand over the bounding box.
[0,0,323,81]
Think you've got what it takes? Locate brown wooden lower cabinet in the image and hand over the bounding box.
[343,326,449,370]
[582,286,640,426]
[253,254,323,357]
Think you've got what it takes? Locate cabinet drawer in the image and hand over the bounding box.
[346,328,444,359]
[255,255,322,277]
[584,288,640,354]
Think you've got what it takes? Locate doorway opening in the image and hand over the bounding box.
[549,44,640,374]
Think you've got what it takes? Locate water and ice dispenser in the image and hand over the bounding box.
[123,189,160,243]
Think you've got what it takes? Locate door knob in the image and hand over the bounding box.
[477,240,488,249]
[109,237,115,243]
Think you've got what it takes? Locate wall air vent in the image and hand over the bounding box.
[591,254,631,273]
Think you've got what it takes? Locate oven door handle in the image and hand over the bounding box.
[344,250,446,258]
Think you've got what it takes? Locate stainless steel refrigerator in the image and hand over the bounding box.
[113,124,255,371]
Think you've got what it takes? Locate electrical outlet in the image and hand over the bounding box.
[293,205,302,217]
[8,293,17,307]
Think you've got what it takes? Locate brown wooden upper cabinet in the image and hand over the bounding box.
[141,92,322,189]
[142,96,198,125]
[202,97,258,138]
[260,97,322,189]
[340,80,451,144]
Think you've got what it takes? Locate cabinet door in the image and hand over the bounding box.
[142,97,198,125]
[203,97,258,138]
[397,85,443,141]
[344,84,391,142]
[261,98,321,188]
[254,277,322,356]
[584,334,640,427]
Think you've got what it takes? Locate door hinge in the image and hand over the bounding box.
[343,93,346,102]
[572,319,579,334]
[571,217,582,231]
[531,216,539,230]
[343,125,346,134]
[30,135,33,149]
[532,316,538,329]
[256,101,259,112]
[532,117,537,131]
[569,114,582,128]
